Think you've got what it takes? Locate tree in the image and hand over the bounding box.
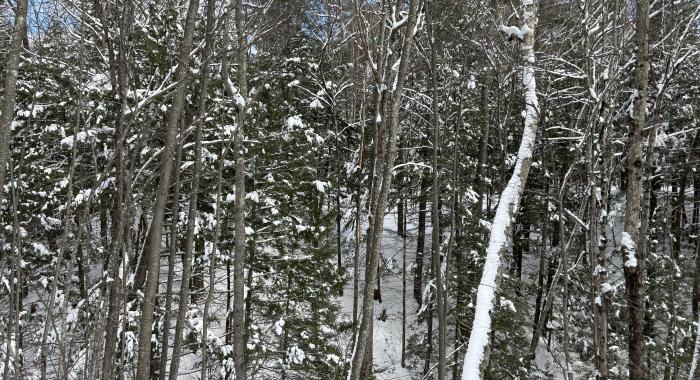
[0,0,28,212]
[460,0,540,377]
[135,0,200,377]
[348,0,421,378]
[621,0,651,378]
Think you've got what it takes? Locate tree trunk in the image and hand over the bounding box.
[533,181,549,335]
[353,85,366,327]
[461,0,540,376]
[401,202,407,368]
[690,132,700,319]
[347,1,420,378]
[100,5,134,373]
[475,85,491,218]
[560,185,572,379]
[167,0,214,375]
[586,116,601,378]
[158,159,182,380]
[622,0,650,377]
[415,173,428,304]
[427,6,446,377]
[596,110,613,380]
[194,0,219,379]
[135,0,200,377]
[230,0,249,376]
[691,236,700,380]
[0,0,28,211]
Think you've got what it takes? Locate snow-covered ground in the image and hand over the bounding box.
[339,209,422,379]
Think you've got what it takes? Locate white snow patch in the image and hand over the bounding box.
[499,24,530,40]
[312,180,328,194]
[621,232,637,268]
[499,297,517,312]
[286,115,305,129]
[274,319,285,336]
[288,345,305,364]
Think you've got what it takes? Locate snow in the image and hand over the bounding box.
[326,353,340,364]
[621,231,637,268]
[32,242,51,257]
[288,345,305,364]
[245,191,260,203]
[234,93,246,108]
[60,131,93,147]
[467,75,476,90]
[338,211,420,379]
[500,297,517,312]
[274,319,285,335]
[691,315,700,380]
[499,24,530,40]
[74,188,94,205]
[85,73,112,92]
[286,115,305,129]
[310,98,324,109]
[312,180,328,194]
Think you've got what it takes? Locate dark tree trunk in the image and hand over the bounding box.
[414,174,428,304]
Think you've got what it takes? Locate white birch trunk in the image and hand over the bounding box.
[460,0,539,378]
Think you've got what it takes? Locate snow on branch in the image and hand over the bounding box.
[499,24,529,41]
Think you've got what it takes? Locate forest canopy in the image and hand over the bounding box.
[0,0,699,379]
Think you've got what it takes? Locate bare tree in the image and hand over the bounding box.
[167,0,216,376]
[620,0,650,377]
[0,0,28,212]
[135,0,200,377]
[427,3,446,377]
[348,0,421,378]
[232,0,249,376]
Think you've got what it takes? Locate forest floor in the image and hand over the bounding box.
[339,209,422,379]
[336,206,565,379]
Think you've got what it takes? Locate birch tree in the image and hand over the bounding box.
[460,0,540,377]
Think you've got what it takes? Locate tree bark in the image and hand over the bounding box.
[415,173,428,304]
[96,12,135,370]
[622,0,650,378]
[691,235,700,380]
[135,0,200,377]
[230,0,249,377]
[475,85,490,219]
[158,158,182,380]
[352,81,366,327]
[560,182,572,379]
[690,132,700,319]
[427,6,446,377]
[401,201,407,368]
[347,1,420,378]
[586,115,601,378]
[0,0,28,211]
[533,181,549,338]
[167,0,215,375]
